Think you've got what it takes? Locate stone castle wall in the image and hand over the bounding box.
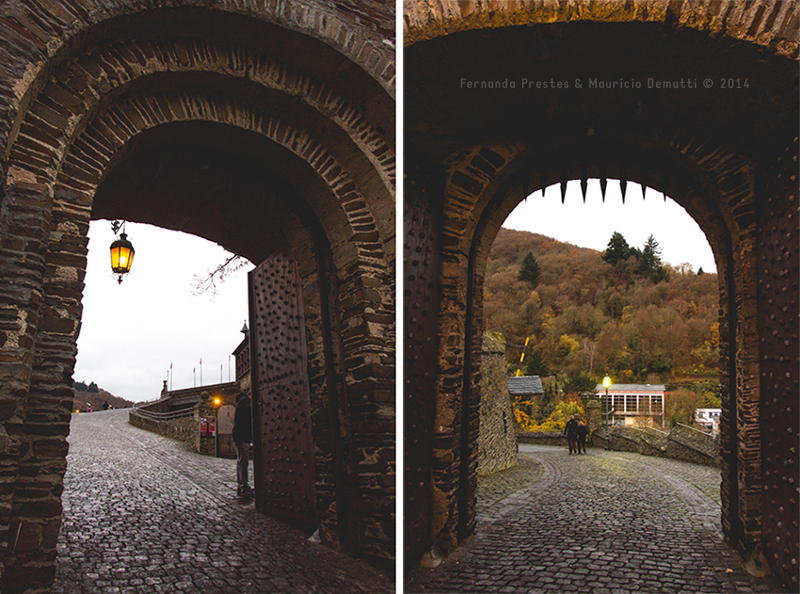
[477,335,517,476]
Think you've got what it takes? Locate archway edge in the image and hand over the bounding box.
[438,138,748,278]
[6,34,394,193]
[55,91,384,272]
[1,0,395,160]
[404,0,799,59]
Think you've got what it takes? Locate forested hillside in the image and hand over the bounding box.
[484,228,720,395]
[72,381,134,412]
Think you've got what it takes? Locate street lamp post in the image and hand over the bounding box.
[603,375,611,451]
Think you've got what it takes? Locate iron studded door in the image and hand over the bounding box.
[249,249,317,524]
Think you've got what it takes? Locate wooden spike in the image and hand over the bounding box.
[540,165,549,199]
[662,168,672,201]
[599,164,607,202]
[580,164,588,202]
[521,173,530,200]
[619,165,628,203]
[641,165,649,200]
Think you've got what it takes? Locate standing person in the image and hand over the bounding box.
[576,420,588,454]
[232,391,253,498]
[564,414,579,454]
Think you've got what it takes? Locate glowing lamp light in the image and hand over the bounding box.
[213,397,222,406]
[603,375,611,389]
[110,232,135,283]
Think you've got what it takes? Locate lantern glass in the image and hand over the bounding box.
[603,376,611,389]
[110,233,135,274]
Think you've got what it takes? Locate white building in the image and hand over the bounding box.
[695,408,721,435]
[595,383,667,428]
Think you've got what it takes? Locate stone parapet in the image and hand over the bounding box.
[128,411,197,450]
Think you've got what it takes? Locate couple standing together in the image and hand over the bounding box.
[564,415,588,454]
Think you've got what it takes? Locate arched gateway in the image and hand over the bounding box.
[0,1,395,590]
[404,0,798,587]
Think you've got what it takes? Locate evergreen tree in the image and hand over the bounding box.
[523,348,548,377]
[518,252,541,288]
[639,234,669,283]
[602,232,632,265]
[564,372,598,409]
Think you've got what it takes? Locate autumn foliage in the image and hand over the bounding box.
[485,228,721,426]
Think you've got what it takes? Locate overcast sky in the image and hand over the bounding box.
[503,180,717,273]
[74,221,254,403]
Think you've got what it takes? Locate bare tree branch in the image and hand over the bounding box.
[191,253,246,298]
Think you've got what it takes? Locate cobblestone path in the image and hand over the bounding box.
[408,445,790,594]
[53,409,393,594]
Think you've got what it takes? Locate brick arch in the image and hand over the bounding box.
[403,4,797,584]
[6,34,393,254]
[404,0,799,58]
[53,90,387,271]
[423,135,751,549]
[7,33,394,196]
[0,2,395,588]
[3,0,395,153]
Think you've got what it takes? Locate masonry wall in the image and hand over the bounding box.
[128,412,197,449]
[477,335,517,476]
[403,2,798,579]
[0,1,396,589]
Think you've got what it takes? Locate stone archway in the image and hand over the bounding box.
[0,1,395,590]
[403,1,798,587]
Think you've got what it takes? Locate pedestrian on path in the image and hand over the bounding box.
[576,420,588,454]
[233,391,253,498]
[564,415,578,454]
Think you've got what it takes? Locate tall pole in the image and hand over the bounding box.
[604,384,609,450]
[603,375,611,451]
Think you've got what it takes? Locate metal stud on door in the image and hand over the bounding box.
[248,249,317,524]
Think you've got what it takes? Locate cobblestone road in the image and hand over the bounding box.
[408,445,790,594]
[53,409,393,594]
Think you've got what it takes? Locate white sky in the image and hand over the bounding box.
[503,180,717,273]
[74,221,254,403]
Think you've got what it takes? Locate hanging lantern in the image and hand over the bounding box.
[110,231,135,283]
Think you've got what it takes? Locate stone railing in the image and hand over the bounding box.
[128,408,197,449]
[518,424,719,467]
[517,432,566,447]
[128,382,242,455]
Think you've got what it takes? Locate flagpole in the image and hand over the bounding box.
[199,358,203,386]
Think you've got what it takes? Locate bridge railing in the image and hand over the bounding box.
[676,422,713,437]
[131,407,195,422]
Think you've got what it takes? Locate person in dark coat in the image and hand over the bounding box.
[232,391,253,497]
[564,415,579,454]
[576,420,588,454]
